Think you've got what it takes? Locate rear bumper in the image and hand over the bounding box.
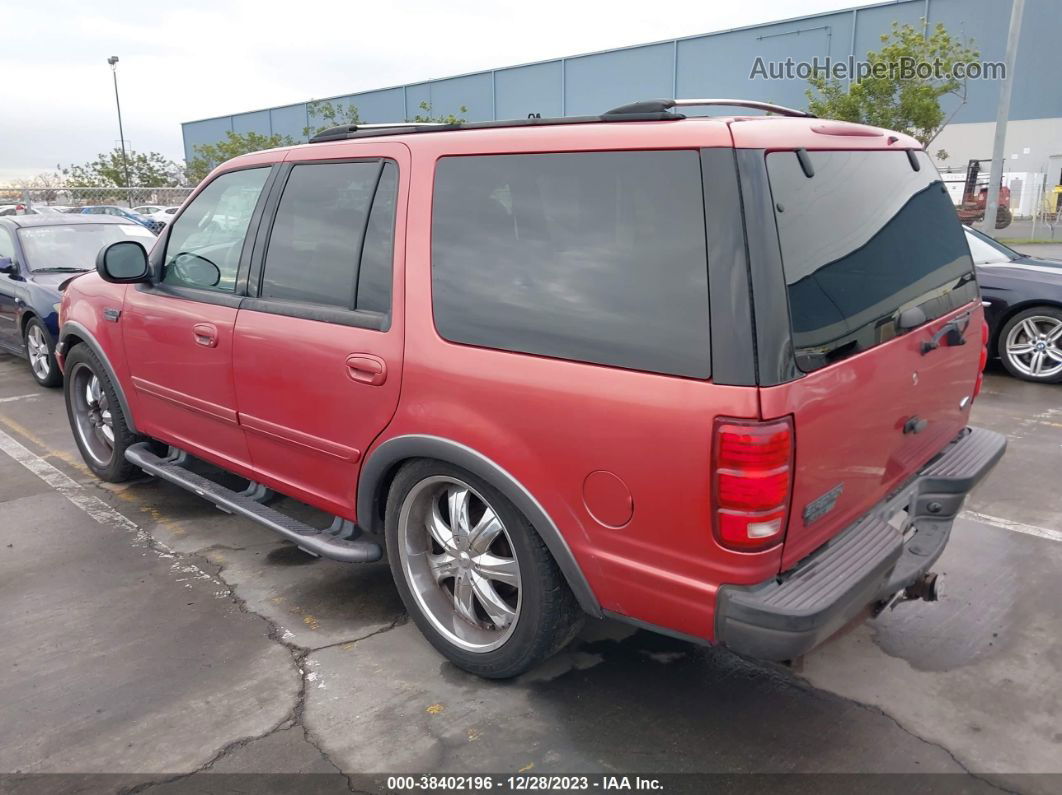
[714,426,1006,661]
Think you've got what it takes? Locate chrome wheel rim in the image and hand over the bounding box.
[26,325,50,380]
[1004,316,1062,379]
[70,363,115,466]
[398,476,521,653]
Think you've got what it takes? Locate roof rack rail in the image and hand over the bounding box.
[309,122,455,143]
[306,109,681,143]
[605,98,814,118]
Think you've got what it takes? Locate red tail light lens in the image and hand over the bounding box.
[712,418,794,551]
[973,318,989,399]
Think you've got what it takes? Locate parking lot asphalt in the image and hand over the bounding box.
[0,351,1060,793]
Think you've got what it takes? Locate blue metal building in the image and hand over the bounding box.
[182,0,1060,176]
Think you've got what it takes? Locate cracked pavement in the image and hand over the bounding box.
[1,351,1061,793]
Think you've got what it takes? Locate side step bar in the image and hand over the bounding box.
[124,442,382,563]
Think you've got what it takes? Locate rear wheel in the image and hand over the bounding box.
[63,344,140,481]
[998,307,1062,383]
[385,460,582,678]
[24,318,61,388]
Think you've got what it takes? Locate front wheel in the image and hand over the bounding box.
[998,307,1062,383]
[63,344,140,481]
[24,318,62,388]
[385,460,582,678]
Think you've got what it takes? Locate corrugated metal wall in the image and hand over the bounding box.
[182,0,1058,162]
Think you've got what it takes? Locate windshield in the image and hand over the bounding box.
[767,149,977,372]
[17,224,156,272]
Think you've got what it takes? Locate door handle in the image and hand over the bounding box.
[345,354,387,386]
[192,323,218,348]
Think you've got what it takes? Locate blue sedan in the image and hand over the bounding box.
[0,215,156,386]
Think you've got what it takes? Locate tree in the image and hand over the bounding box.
[12,171,67,202]
[186,130,295,184]
[410,101,468,125]
[806,20,979,146]
[64,149,184,189]
[303,99,360,138]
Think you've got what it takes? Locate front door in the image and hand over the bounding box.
[232,148,406,518]
[122,166,273,472]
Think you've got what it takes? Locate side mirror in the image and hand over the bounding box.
[0,257,15,275]
[96,240,150,283]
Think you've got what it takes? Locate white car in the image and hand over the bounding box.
[142,206,181,227]
[0,204,39,216]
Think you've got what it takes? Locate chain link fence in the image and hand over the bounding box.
[0,186,194,212]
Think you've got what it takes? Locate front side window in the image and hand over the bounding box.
[431,151,710,378]
[767,149,976,371]
[0,228,14,260]
[163,167,270,292]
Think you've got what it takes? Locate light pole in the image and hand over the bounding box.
[981,0,1025,235]
[107,55,132,204]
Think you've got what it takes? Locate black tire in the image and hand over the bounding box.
[23,317,62,388]
[63,344,141,481]
[997,306,1062,383]
[995,205,1012,230]
[385,459,582,679]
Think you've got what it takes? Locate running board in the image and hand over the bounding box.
[124,442,381,563]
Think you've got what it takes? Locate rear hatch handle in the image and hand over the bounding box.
[919,312,971,355]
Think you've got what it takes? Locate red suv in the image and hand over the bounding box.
[58,99,1005,678]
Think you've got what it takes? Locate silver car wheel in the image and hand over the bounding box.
[1004,316,1062,379]
[397,476,521,653]
[26,324,51,381]
[69,363,116,466]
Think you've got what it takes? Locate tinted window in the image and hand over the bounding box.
[431,151,710,378]
[767,150,976,372]
[261,161,382,308]
[163,167,270,292]
[356,162,398,313]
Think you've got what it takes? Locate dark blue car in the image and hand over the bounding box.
[0,215,157,386]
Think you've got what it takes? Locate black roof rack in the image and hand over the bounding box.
[307,110,680,143]
[306,97,811,143]
[605,98,814,117]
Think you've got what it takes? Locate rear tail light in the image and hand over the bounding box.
[712,417,794,551]
[974,318,989,399]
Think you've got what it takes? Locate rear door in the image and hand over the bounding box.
[232,146,406,518]
[756,148,981,568]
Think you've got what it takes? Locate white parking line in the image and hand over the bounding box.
[0,426,231,596]
[0,426,140,533]
[961,510,1062,544]
[0,393,40,404]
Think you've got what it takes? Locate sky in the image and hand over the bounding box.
[0,0,880,183]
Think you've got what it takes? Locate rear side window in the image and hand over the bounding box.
[767,149,976,371]
[431,151,710,378]
[261,161,395,311]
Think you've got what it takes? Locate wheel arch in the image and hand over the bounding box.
[59,321,138,434]
[359,435,602,617]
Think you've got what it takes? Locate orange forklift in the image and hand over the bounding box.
[956,158,1012,229]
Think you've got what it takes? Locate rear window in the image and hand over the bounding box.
[431,151,710,378]
[767,149,976,372]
